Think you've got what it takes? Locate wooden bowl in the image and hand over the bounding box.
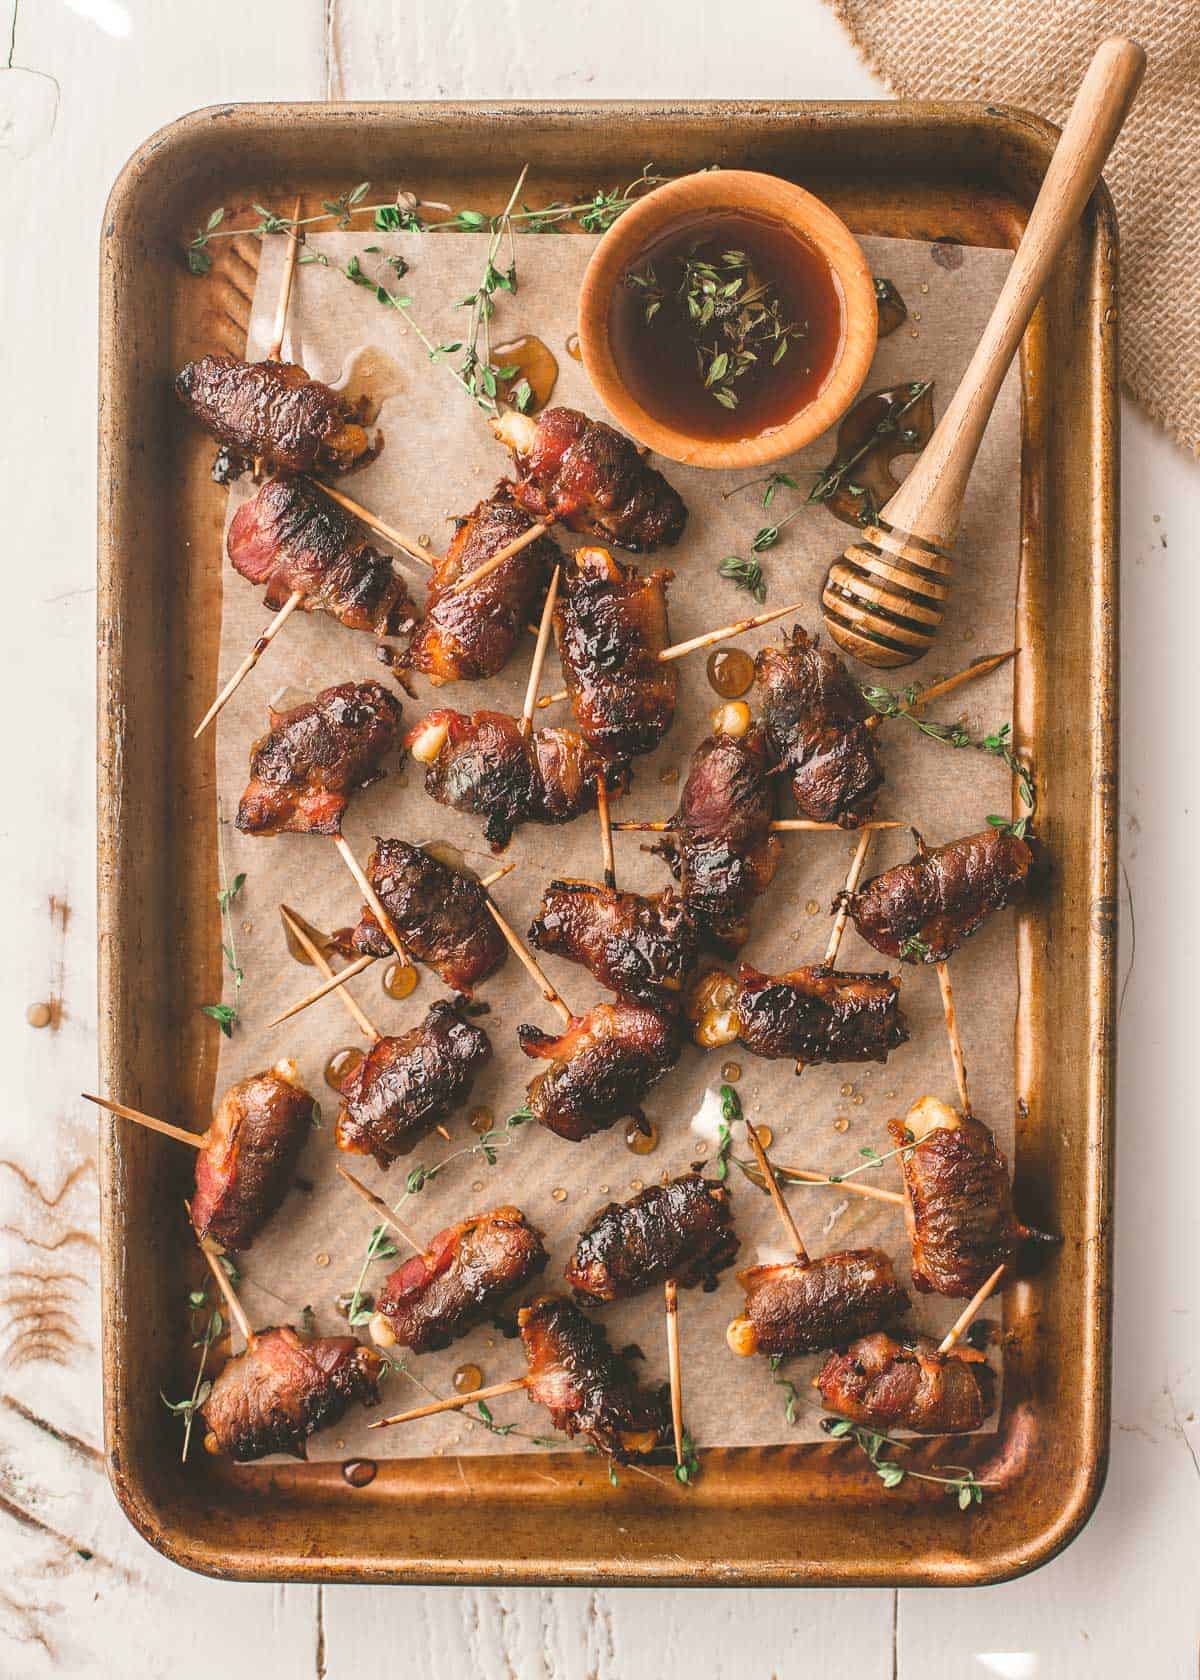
[578,170,878,470]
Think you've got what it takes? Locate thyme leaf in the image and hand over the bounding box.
[718,555,767,604]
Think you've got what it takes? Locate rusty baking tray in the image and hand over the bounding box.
[97,100,1118,1587]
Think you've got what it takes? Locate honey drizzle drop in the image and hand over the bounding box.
[706,647,755,699]
[325,1047,364,1092]
[453,1362,483,1394]
[492,335,559,413]
[382,960,419,1001]
[624,1117,658,1155]
[342,1458,378,1488]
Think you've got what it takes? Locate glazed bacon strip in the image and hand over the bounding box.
[658,724,781,953]
[235,680,402,838]
[370,1206,548,1354]
[200,1326,381,1461]
[817,1331,995,1434]
[407,708,627,852]
[728,1249,910,1358]
[895,1097,1029,1298]
[566,1175,739,1302]
[227,475,417,639]
[496,406,687,553]
[175,353,372,476]
[190,1060,315,1251]
[339,838,507,994]
[518,1002,680,1143]
[403,487,557,684]
[849,827,1036,963]
[755,625,884,827]
[553,547,678,759]
[334,1000,492,1168]
[528,879,697,1014]
[518,1294,669,1460]
[689,963,908,1065]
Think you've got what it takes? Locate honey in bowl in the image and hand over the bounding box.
[607,210,845,443]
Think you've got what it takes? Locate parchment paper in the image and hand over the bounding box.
[208,225,1020,1460]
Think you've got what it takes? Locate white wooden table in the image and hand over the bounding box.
[4,1,1197,1673]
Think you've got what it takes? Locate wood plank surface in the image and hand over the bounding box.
[4,0,1197,1673]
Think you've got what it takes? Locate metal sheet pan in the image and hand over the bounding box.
[97,99,1118,1586]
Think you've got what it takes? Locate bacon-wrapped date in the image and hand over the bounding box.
[895,1097,1027,1297]
[235,680,401,837]
[849,828,1036,963]
[553,547,677,759]
[341,838,506,994]
[518,1002,680,1143]
[565,1175,738,1301]
[754,625,883,827]
[688,962,908,1065]
[403,487,557,684]
[518,1294,670,1460]
[817,1332,995,1434]
[190,1060,314,1251]
[657,724,781,953]
[175,354,372,476]
[529,879,697,1014]
[200,1327,381,1461]
[496,406,687,553]
[334,1000,491,1168]
[727,1249,909,1358]
[226,475,417,638]
[407,708,628,852]
[370,1206,547,1354]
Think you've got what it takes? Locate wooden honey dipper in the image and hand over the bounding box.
[821,36,1144,668]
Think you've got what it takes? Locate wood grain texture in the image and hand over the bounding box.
[3,0,1198,1673]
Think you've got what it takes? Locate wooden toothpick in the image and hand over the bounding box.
[664,1277,684,1467]
[448,519,554,595]
[744,1118,808,1264]
[936,961,971,1117]
[824,826,875,967]
[937,1263,1007,1354]
[369,1375,529,1428]
[330,834,410,967]
[335,1164,423,1255]
[198,1232,254,1349]
[82,1092,206,1150]
[193,589,305,739]
[520,565,561,736]
[310,479,433,570]
[484,900,573,1028]
[279,904,380,1042]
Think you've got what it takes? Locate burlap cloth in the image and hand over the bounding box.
[827,0,1199,454]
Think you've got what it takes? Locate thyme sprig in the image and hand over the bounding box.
[807,380,932,518]
[859,684,1036,837]
[202,811,244,1037]
[627,247,806,408]
[821,1417,988,1506]
[186,166,668,271]
[161,1278,229,1461]
[711,1084,741,1181]
[825,1133,916,1185]
[717,554,767,604]
[387,1355,559,1447]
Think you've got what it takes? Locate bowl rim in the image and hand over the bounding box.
[577,168,879,469]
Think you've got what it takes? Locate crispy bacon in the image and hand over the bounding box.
[729,1250,909,1357]
[226,475,417,638]
[235,681,401,837]
[343,838,506,994]
[200,1326,381,1461]
[566,1175,738,1301]
[334,1000,491,1168]
[754,625,883,826]
[849,828,1036,963]
[553,548,677,758]
[371,1206,547,1354]
[529,880,697,1013]
[719,962,909,1065]
[503,406,687,552]
[190,1061,314,1251]
[896,1098,1026,1297]
[817,1332,994,1433]
[658,725,781,953]
[518,1294,669,1459]
[403,487,557,684]
[175,354,371,475]
[518,1002,679,1143]
[407,708,628,852]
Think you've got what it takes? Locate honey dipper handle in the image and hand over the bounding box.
[881,36,1145,549]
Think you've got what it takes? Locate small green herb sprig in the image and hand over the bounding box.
[824,1132,916,1185]
[202,811,245,1037]
[711,1084,741,1181]
[674,1428,702,1486]
[821,1417,988,1507]
[627,248,806,409]
[339,1107,533,1327]
[859,684,1036,837]
[899,934,931,961]
[161,1264,236,1461]
[806,381,932,522]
